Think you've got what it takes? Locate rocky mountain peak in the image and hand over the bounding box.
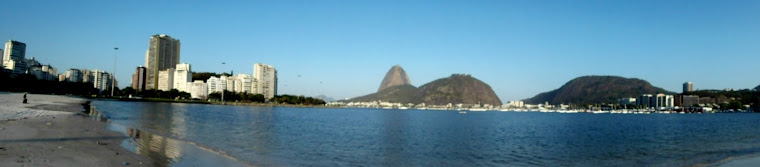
[378,65,412,92]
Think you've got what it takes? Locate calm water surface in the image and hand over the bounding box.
[92,100,760,166]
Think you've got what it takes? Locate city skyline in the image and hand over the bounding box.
[1,1,759,101]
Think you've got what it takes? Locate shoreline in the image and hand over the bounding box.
[97,96,339,108]
[715,153,760,167]
[0,92,153,166]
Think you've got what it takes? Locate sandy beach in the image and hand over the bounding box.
[0,92,153,166]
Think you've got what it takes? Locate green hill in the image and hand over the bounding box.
[416,74,502,106]
[524,76,673,105]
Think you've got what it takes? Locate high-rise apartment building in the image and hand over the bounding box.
[65,69,83,82]
[82,70,90,83]
[219,75,228,92]
[637,94,653,109]
[62,68,112,92]
[92,70,113,92]
[207,76,219,95]
[253,63,277,100]
[648,94,675,111]
[226,75,236,92]
[683,82,693,93]
[237,74,253,93]
[144,34,180,90]
[173,63,192,92]
[206,75,229,94]
[3,40,27,75]
[158,68,175,91]
[131,66,147,91]
[190,80,208,100]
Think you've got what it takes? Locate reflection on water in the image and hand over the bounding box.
[91,102,249,167]
[87,105,108,122]
[127,128,182,167]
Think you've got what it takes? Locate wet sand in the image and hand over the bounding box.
[719,155,760,167]
[0,92,153,166]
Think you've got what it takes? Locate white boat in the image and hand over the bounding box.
[470,108,488,112]
[592,110,609,114]
[398,107,408,110]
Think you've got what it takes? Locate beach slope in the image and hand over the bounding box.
[0,93,152,166]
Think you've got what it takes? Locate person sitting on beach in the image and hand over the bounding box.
[23,93,28,104]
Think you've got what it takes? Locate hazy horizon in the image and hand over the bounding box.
[2,0,759,101]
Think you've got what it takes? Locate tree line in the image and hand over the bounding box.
[0,72,99,96]
[206,91,326,105]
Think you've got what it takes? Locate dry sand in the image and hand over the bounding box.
[0,92,153,166]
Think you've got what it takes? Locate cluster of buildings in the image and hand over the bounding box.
[618,82,705,111]
[3,39,115,92]
[129,34,278,100]
[60,69,116,91]
[618,94,676,110]
[3,40,58,80]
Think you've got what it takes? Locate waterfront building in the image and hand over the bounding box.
[190,80,208,99]
[144,34,180,90]
[131,66,147,91]
[58,74,65,82]
[618,97,637,105]
[653,94,666,110]
[502,101,525,108]
[682,95,699,107]
[225,75,236,92]
[665,95,674,108]
[683,82,693,93]
[173,63,192,92]
[237,74,253,93]
[207,76,219,94]
[3,40,27,75]
[218,75,228,92]
[206,76,228,94]
[233,77,243,93]
[91,70,113,92]
[82,70,93,83]
[253,63,277,100]
[43,65,56,80]
[637,94,653,109]
[29,64,57,81]
[157,68,175,91]
[651,94,674,111]
[64,69,83,82]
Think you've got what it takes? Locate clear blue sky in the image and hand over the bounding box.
[2,0,759,101]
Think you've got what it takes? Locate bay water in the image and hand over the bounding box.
[91,100,760,166]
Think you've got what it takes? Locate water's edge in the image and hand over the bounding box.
[89,102,250,167]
